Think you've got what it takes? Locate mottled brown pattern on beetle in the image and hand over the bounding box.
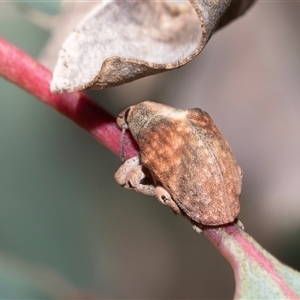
[118,101,242,226]
[129,108,240,225]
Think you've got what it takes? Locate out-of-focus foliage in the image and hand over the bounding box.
[21,1,61,15]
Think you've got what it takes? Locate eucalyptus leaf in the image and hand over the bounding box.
[50,0,255,93]
[203,224,300,299]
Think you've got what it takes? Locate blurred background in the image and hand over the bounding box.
[1,1,300,299]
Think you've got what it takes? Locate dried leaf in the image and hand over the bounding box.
[50,0,255,93]
[40,1,100,70]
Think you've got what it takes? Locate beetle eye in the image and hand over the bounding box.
[123,107,131,122]
[117,107,131,129]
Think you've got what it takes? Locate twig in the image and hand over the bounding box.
[0,36,138,159]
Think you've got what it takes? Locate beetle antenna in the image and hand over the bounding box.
[120,125,127,162]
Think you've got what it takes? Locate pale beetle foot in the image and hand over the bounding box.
[155,186,181,214]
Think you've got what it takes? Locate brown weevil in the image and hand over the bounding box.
[114,101,242,226]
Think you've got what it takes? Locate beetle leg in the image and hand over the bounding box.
[114,156,156,196]
[114,156,140,186]
[235,218,245,230]
[155,186,181,214]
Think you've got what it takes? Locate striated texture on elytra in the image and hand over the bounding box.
[126,101,241,225]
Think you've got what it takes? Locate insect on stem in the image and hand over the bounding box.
[114,101,242,226]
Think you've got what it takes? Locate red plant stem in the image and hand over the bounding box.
[2,36,298,299]
[0,36,245,252]
[0,36,138,159]
[0,37,269,259]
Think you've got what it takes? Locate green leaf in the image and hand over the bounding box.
[203,223,300,299]
[18,1,61,15]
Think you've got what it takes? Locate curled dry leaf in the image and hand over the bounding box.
[51,0,255,93]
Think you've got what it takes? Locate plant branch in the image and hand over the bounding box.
[0,36,138,159]
[0,37,244,249]
[1,36,300,299]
